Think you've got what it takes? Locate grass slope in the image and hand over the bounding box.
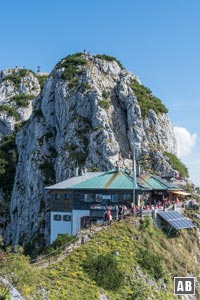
[2,215,200,299]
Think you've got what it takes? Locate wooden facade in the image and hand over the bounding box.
[49,189,136,216]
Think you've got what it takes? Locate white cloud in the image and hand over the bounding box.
[174,127,197,158]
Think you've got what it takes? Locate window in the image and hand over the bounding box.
[102,195,111,200]
[122,194,132,201]
[84,194,96,202]
[65,193,70,200]
[96,194,102,202]
[55,193,61,200]
[53,214,61,221]
[63,215,71,221]
[111,194,120,203]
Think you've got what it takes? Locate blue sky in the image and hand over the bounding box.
[1,0,199,185]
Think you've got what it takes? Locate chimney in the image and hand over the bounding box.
[75,167,79,177]
[116,162,120,172]
[80,168,85,176]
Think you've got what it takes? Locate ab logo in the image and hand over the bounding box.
[174,277,195,295]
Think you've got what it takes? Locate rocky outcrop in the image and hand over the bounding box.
[4,53,177,246]
[0,68,41,137]
[0,69,46,238]
[0,277,24,300]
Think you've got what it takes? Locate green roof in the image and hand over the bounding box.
[71,169,137,190]
[140,175,168,190]
[139,174,180,191]
[46,168,181,192]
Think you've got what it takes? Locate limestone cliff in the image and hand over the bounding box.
[3,53,177,246]
[0,68,42,137]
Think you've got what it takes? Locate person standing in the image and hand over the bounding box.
[107,208,111,224]
[118,205,123,221]
[104,207,112,226]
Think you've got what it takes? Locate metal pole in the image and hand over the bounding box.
[132,143,136,218]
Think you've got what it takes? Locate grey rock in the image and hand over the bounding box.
[2,54,177,246]
[0,277,24,300]
[99,293,109,300]
[0,68,41,138]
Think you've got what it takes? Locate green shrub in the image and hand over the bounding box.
[48,147,57,158]
[138,153,153,173]
[0,105,20,120]
[33,109,44,119]
[137,248,164,279]
[164,152,188,178]
[39,160,55,184]
[84,253,125,290]
[56,53,87,88]
[19,69,35,77]
[70,151,87,165]
[0,287,11,300]
[139,216,152,230]
[2,74,21,85]
[0,132,18,198]
[99,98,110,110]
[90,167,99,172]
[18,69,31,77]
[56,52,84,70]
[38,132,53,145]
[10,94,34,107]
[2,69,34,86]
[95,54,124,69]
[46,234,77,254]
[130,80,168,118]
[36,74,48,89]
[0,252,39,298]
[125,277,151,300]
[102,90,110,99]
[68,78,79,89]
[24,231,77,259]
[39,234,78,258]
[81,82,91,92]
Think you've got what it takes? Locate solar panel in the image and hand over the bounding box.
[169,218,195,230]
[157,211,195,230]
[158,211,181,221]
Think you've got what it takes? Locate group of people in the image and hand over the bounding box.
[104,205,128,225]
[133,196,184,212]
[103,196,187,225]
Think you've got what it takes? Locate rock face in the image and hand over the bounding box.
[0,277,24,300]
[0,68,41,137]
[4,53,177,246]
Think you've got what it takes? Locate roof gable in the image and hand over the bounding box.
[45,172,104,190]
[71,169,135,190]
[46,168,181,192]
[140,175,169,190]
